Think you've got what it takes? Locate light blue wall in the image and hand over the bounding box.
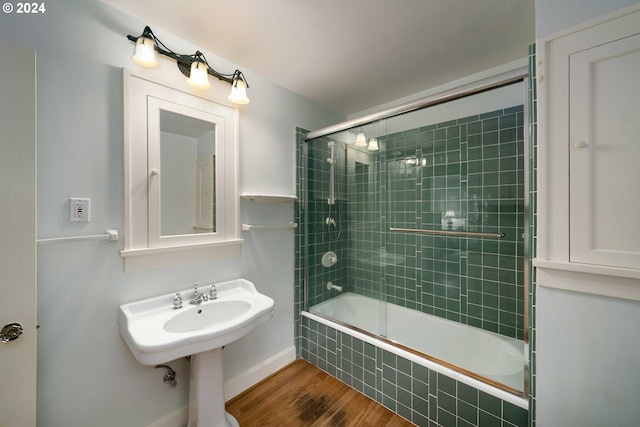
[0,1,342,426]
[534,1,640,426]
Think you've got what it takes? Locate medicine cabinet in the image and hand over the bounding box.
[121,69,242,271]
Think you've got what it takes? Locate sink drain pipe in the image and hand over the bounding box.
[155,364,177,388]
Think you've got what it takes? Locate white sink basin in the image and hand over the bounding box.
[164,300,251,333]
[118,278,274,365]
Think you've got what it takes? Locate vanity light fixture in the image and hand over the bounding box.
[367,137,379,151]
[127,26,250,104]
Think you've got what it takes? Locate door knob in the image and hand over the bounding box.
[1,322,23,343]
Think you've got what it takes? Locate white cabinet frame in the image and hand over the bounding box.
[535,4,640,300]
[121,69,242,272]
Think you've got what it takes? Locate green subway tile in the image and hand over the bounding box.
[468,173,483,187]
[501,171,518,185]
[468,147,483,161]
[458,114,479,124]
[483,117,499,132]
[503,401,528,426]
[500,141,518,157]
[420,123,438,132]
[397,356,412,375]
[434,128,447,141]
[458,400,478,425]
[479,410,502,427]
[458,382,478,406]
[448,150,461,163]
[438,408,456,426]
[483,143,500,159]
[447,163,460,175]
[447,138,460,151]
[461,125,468,143]
[483,158,500,172]
[500,114,518,129]
[468,133,482,147]
[438,390,457,414]
[382,350,396,368]
[468,160,483,173]
[500,156,517,171]
[397,387,413,410]
[484,172,499,186]
[413,395,429,414]
[480,109,503,119]
[447,126,460,138]
[438,374,456,396]
[434,296,447,310]
[468,120,482,134]
[438,119,458,128]
[504,105,524,114]
[413,363,429,384]
[500,128,517,143]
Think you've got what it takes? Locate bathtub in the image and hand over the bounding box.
[305,292,527,408]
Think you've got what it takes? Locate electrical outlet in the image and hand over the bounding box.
[69,198,90,223]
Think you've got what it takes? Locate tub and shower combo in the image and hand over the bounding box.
[296,69,531,426]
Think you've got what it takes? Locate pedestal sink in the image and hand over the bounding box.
[118,278,274,427]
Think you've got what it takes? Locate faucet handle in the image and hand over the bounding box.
[173,293,183,309]
[192,284,200,296]
[209,284,217,299]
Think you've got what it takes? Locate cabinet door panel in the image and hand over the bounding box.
[569,33,640,268]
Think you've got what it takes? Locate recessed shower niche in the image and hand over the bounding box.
[121,70,242,271]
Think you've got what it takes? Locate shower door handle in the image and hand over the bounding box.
[1,322,23,343]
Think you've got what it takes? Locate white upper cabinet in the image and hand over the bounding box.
[537,4,640,299]
[569,33,640,269]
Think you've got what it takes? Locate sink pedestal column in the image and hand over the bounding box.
[188,348,239,427]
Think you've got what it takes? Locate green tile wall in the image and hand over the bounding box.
[295,83,536,425]
[378,106,526,339]
[301,104,526,341]
[300,315,528,427]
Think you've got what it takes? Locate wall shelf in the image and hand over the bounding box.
[240,193,298,204]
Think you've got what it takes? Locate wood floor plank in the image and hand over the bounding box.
[226,360,415,427]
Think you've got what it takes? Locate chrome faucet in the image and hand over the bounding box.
[189,285,209,305]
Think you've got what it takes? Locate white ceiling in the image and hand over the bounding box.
[104,0,535,116]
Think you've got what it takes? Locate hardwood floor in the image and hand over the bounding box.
[226,359,414,427]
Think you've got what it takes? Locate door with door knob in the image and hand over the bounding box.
[0,38,37,426]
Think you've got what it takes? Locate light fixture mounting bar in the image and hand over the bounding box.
[126,34,233,85]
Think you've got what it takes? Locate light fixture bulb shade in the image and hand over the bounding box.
[367,137,379,151]
[187,61,211,89]
[228,78,250,104]
[131,36,158,68]
[354,133,367,147]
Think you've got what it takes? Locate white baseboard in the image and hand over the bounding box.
[146,346,297,427]
[224,345,296,400]
[145,406,188,427]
